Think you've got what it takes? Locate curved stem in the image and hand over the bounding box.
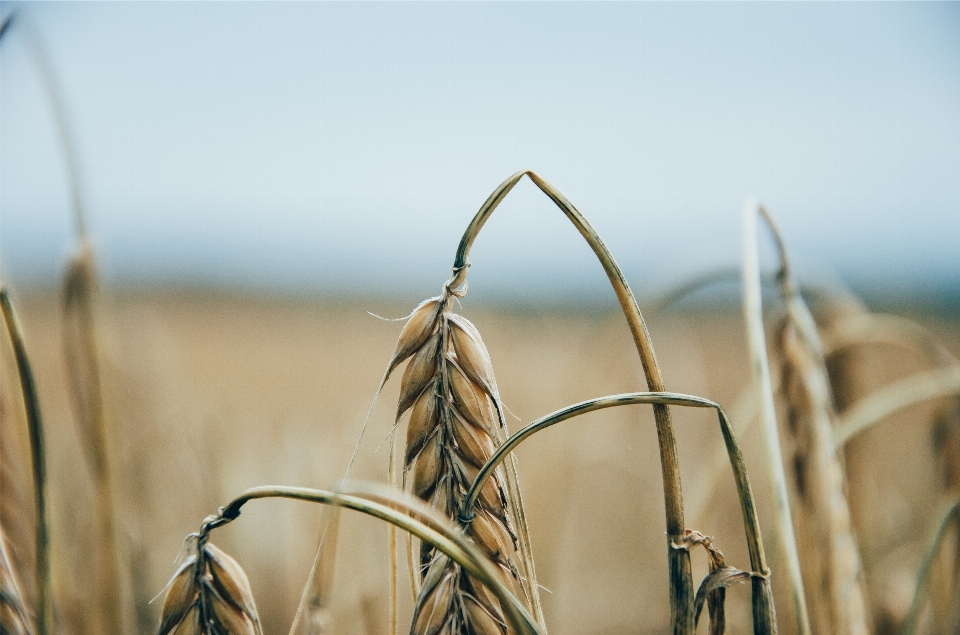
[1,288,53,635]
[461,391,776,635]
[452,170,692,633]
[742,200,811,635]
[208,486,541,635]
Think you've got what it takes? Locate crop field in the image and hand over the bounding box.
[3,274,958,634]
[2,5,959,635]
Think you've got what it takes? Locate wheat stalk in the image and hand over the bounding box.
[461,391,777,634]
[0,288,53,635]
[900,499,960,635]
[451,170,693,633]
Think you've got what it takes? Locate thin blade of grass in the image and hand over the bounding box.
[210,486,542,635]
[900,499,960,635]
[461,391,776,635]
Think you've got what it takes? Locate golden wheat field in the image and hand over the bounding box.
[2,282,958,635]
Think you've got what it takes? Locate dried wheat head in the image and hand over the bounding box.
[387,292,520,635]
[157,539,262,635]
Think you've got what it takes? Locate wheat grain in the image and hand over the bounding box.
[387,287,519,635]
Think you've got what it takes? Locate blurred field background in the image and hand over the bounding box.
[2,288,958,633]
[1,2,959,634]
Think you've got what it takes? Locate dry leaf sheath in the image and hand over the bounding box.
[386,290,520,635]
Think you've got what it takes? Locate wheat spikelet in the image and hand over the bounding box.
[157,537,262,635]
[776,310,872,635]
[385,290,519,635]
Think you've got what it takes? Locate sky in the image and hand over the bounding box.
[1,2,958,305]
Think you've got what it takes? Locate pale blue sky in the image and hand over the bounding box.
[1,2,958,303]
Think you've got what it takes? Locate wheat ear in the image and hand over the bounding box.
[753,205,871,635]
[453,170,692,633]
[157,527,263,635]
[741,201,811,635]
[383,286,523,635]
[0,289,53,635]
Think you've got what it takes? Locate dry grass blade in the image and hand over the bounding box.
[900,499,960,635]
[755,205,870,635]
[453,170,690,633]
[0,530,32,635]
[833,367,960,449]
[741,201,810,635]
[197,486,541,635]
[462,391,777,635]
[675,530,754,635]
[157,536,262,635]
[0,288,52,635]
[390,288,523,635]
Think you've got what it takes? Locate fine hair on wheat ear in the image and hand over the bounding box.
[451,169,693,633]
[0,288,53,635]
[741,200,811,635]
[461,391,776,635]
[189,484,542,635]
